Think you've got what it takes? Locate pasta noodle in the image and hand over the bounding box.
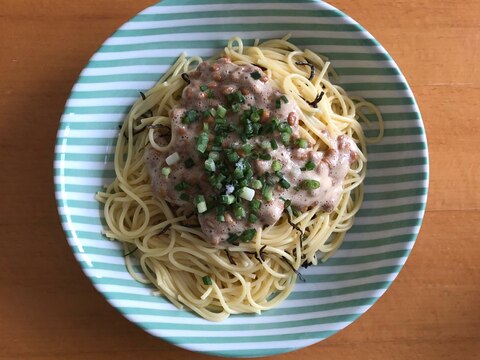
[96,35,384,321]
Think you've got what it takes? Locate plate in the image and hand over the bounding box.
[55,0,429,357]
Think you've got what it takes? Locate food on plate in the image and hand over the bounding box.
[96,35,383,321]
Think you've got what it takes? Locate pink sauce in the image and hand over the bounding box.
[145,58,357,245]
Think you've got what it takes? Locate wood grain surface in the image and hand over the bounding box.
[1,1,479,359]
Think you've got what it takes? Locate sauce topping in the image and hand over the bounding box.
[145,58,358,245]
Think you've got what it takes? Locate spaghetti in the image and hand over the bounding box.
[96,35,384,321]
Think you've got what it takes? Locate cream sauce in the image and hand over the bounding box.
[145,58,357,245]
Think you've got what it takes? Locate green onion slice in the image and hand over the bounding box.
[250,71,261,80]
[161,167,171,176]
[202,275,212,285]
[196,133,209,153]
[239,228,257,242]
[302,179,321,190]
[204,158,216,172]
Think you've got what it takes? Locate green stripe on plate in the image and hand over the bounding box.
[365,172,428,185]
[368,142,426,154]
[132,10,343,22]
[118,297,377,317]
[365,187,427,201]
[98,38,379,53]
[135,314,357,331]
[61,215,105,226]
[340,235,417,250]
[140,330,337,343]
[114,23,361,38]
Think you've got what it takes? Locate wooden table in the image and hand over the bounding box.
[1,1,479,359]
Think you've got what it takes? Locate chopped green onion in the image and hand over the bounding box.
[195,197,207,214]
[281,132,291,145]
[239,228,257,242]
[241,143,253,154]
[209,151,220,161]
[179,193,190,201]
[195,195,205,204]
[200,84,208,92]
[202,275,212,285]
[279,178,291,189]
[259,153,272,161]
[206,89,214,98]
[234,91,245,104]
[280,95,289,103]
[210,173,226,190]
[297,139,308,149]
[304,160,316,171]
[275,99,281,109]
[184,158,194,169]
[261,140,271,150]
[248,214,258,223]
[209,108,217,117]
[272,160,282,172]
[282,199,292,208]
[161,167,171,177]
[216,214,225,222]
[227,233,239,244]
[251,112,260,122]
[213,135,224,147]
[244,122,253,137]
[233,203,246,219]
[220,195,235,205]
[240,187,255,201]
[215,117,226,125]
[217,105,227,118]
[250,71,261,80]
[182,109,198,124]
[262,185,273,201]
[278,122,292,134]
[251,179,263,190]
[166,152,180,165]
[174,181,189,191]
[204,158,216,172]
[271,118,280,130]
[226,150,240,163]
[251,199,261,212]
[302,180,321,190]
[195,195,207,213]
[233,167,244,179]
[231,103,241,112]
[203,122,209,131]
[196,133,209,153]
[216,205,226,215]
[270,139,278,150]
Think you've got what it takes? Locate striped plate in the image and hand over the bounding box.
[55,0,428,357]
